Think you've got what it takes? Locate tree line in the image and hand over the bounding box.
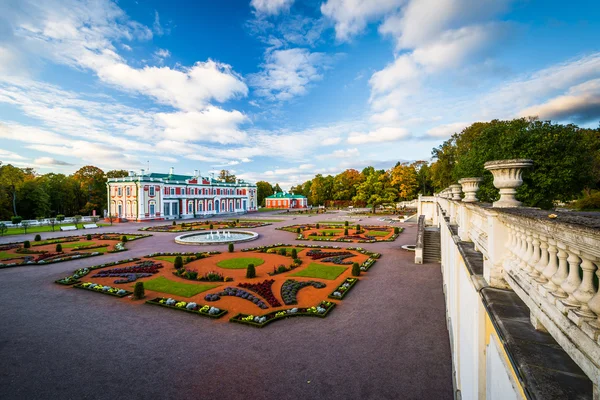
[264,118,600,210]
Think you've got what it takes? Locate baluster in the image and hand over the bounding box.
[573,254,598,319]
[527,234,541,278]
[541,239,558,286]
[550,243,569,299]
[560,248,582,307]
[506,224,518,262]
[520,231,534,274]
[534,235,549,283]
[587,262,600,329]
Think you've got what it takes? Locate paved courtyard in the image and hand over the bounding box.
[0,211,452,400]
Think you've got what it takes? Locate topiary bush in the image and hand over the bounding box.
[56,244,62,252]
[34,234,41,242]
[352,262,361,276]
[394,227,400,234]
[86,234,92,240]
[133,282,145,300]
[228,243,234,253]
[11,216,22,225]
[174,256,183,269]
[172,220,176,225]
[24,240,31,249]
[344,228,349,236]
[291,248,297,259]
[356,224,360,232]
[246,263,256,278]
[278,248,287,256]
[344,220,349,227]
[296,227,301,234]
[121,235,128,242]
[316,223,320,229]
[209,223,213,229]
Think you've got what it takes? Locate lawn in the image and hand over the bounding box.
[216,257,265,269]
[142,276,219,297]
[272,247,303,256]
[366,230,391,237]
[321,229,343,235]
[289,262,347,280]
[229,218,283,223]
[317,221,347,225]
[3,223,109,236]
[154,255,186,264]
[257,208,285,212]
[61,241,97,248]
[0,251,25,260]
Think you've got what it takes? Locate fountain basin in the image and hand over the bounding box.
[175,230,259,245]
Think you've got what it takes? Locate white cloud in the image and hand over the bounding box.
[153,11,164,36]
[251,0,294,16]
[318,148,360,159]
[426,122,470,138]
[0,149,26,160]
[154,48,171,59]
[250,48,332,101]
[34,157,74,166]
[348,126,410,144]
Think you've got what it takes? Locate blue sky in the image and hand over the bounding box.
[0,0,599,189]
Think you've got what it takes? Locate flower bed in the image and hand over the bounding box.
[54,258,141,285]
[73,282,131,297]
[241,243,342,252]
[306,249,353,261]
[238,279,281,307]
[98,233,152,241]
[31,237,80,246]
[328,277,359,300]
[280,279,326,305]
[204,287,269,309]
[267,259,302,276]
[145,297,227,319]
[139,220,270,232]
[174,268,233,282]
[278,224,399,243]
[71,243,109,251]
[229,301,335,328]
[92,261,163,284]
[145,251,220,258]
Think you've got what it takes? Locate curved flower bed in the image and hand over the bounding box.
[238,279,281,307]
[306,249,353,260]
[92,261,163,284]
[241,243,342,252]
[281,279,326,305]
[140,220,270,232]
[205,287,268,309]
[54,258,141,285]
[328,277,358,300]
[146,297,227,318]
[73,282,131,297]
[71,243,109,251]
[230,301,335,328]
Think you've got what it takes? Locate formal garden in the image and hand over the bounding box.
[278,221,402,243]
[0,233,150,268]
[139,219,271,232]
[55,243,381,328]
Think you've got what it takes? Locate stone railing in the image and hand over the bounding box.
[415,215,425,264]
[419,159,599,399]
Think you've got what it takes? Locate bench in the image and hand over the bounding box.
[83,224,98,229]
[60,225,78,231]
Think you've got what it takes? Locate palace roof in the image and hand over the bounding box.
[266,192,306,199]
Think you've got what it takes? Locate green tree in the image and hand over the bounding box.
[106,170,129,178]
[218,169,236,183]
[390,162,419,201]
[256,181,274,207]
[17,179,51,219]
[333,169,362,201]
[273,183,282,193]
[0,223,6,236]
[0,164,26,216]
[353,170,397,213]
[72,166,105,215]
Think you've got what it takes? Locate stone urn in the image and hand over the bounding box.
[458,177,483,202]
[484,159,533,207]
[449,184,462,200]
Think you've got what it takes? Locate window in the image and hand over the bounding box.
[117,187,122,196]
[149,203,155,216]
[170,188,175,195]
[149,186,155,196]
[188,202,193,213]
[126,187,131,196]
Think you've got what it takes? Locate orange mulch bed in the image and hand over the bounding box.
[71,247,371,320]
[280,224,396,242]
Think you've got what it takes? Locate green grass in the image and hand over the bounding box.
[216,257,265,269]
[289,262,347,280]
[61,241,96,248]
[257,207,286,212]
[321,229,343,235]
[141,276,219,297]
[153,255,192,264]
[79,246,108,253]
[0,251,26,260]
[229,218,283,222]
[366,230,391,237]
[2,223,109,236]
[317,221,346,225]
[272,247,303,256]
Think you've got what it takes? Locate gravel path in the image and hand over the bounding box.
[0,211,452,400]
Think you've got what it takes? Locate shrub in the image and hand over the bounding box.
[172,220,176,226]
[394,227,400,234]
[575,192,600,210]
[291,248,297,259]
[278,248,287,256]
[195,253,205,260]
[356,224,360,231]
[56,244,62,252]
[185,256,193,264]
[236,219,239,223]
[11,216,22,225]
[121,235,128,242]
[174,256,183,269]
[133,282,145,300]
[56,215,65,222]
[209,223,213,229]
[344,220,349,227]
[24,240,31,249]
[352,262,361,276]
[246,263,256,278]
[296,227,301,234]
[316,223,320,229]
[34,234,41,242]
[86,234,92,240]
[277,265,288,273]
[228,243,234,253]
[344,228,349,236]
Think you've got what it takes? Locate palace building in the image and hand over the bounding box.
[265,192,308,209]
[106,168,257,221]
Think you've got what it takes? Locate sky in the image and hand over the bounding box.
[0,0,599,189]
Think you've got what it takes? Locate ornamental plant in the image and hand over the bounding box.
[278,248,287,256]
[352,262,361,276]
[228,243,234,253]
[11,216,22,225]
[290,248,297,259]
[172,221,176,226]
[121,235,128,242]
[56,244,62,252]
[344,228,349,236]
[174,256,183,269]
[246,263,256,278]
[23,240,31,249]
[316,223,320,229]
[86,234,92,240]
[344,220,349,227]
[296,227,301,234]
[34,234,41,242]
[394,227,400,234]
[133,282,145,300]
[209,223,213,229]
[356,224,361,232]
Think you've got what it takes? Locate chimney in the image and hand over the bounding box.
[140,168,145,176]
[169,167,174,176]
[194,169,198,177]
[129,170,135,177]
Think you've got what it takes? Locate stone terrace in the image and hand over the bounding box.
[0,211,452,400]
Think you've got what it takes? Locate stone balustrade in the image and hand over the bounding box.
[419,159,600,398]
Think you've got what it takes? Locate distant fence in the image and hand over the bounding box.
[0,216,99,228]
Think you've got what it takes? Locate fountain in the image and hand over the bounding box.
[175,230,259,245]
